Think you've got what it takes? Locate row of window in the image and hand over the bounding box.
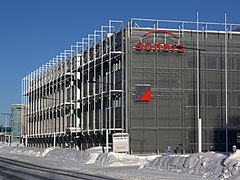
[188,93,240,106]
[187,56,240,70]
[83,97,122,112]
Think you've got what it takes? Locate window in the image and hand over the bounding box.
[103,98,109,109]
[89,101,94,112]
[89,71,94,81]
[84,103,88,112]
[96,100,101,110]
[114,60,121,71]
[84,73,88,83]
[115,96,122,108]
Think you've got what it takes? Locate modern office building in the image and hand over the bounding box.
[22,16,240,153]
[11,104,26,143]
[0,125,11,144]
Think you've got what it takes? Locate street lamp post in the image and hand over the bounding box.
[177,45,206,153]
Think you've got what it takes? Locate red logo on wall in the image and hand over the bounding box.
[135,30,184,53]
[135,84,151,102]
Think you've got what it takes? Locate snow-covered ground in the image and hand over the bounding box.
[0,144,240,179]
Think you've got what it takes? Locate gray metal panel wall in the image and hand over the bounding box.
[127,28,240,154]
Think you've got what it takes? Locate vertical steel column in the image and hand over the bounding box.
[40,67,43,135]
[36,70,39,137]
[33,70,36,137]
[56,57,61,134]
[108,23,112,133]
[225,13,228,152]
[93,32,100,133]
[109,20,119,130]
[67,50,74,129]
[196,12,202,153]
[26,75,29,146]
[52,58,57,134]
[30,72,33,137]
[37,68,41,136]
[95,29,107,131]
[35,70,38,138]
[81,40,85,132]
[41,66,45,135]
[61,52,69,133]
[70,49,73,129]
[21,77,24,143]
[46,63,51,134]
[80,40,88,132]
[93,33,97,133]
[87,36,90,134]
[52,59,57,138]
[56,55,62,133]
[63,53,67,133]
[48,61,53,134]
[101,27,104,131]
[75,42,83,131]
[125,21,130,134]
[121,21,124,132]
[55,57,59,133]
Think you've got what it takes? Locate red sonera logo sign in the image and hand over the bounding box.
[135,84,151,102]
[135,30,184,53]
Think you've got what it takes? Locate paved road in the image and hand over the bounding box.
[0,156,116,180]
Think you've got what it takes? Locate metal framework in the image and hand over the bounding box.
[22,20,125,149]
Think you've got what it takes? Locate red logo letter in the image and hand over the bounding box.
[154,43,161,51]
[171,44,176,52]
[163,44,170,52]
[177,44,185,53]
[145,42,152,51]
[136,42,143,51]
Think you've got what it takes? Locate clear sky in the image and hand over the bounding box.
[0,0,239,124]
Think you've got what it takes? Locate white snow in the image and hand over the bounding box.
[95,152,145,167]
[0,144,240,179]
[144,152,225,179]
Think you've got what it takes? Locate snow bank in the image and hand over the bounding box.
[222,150,240,179]
[96,152,145,167]
[45,148,100,164]
[0,146,100,164]
[1,145,240,179]
[144,152,240,179]
[0,146,52,157]
[45,148,85,161]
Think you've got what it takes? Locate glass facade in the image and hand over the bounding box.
[11,104,25,143]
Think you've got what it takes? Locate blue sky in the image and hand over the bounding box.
[0,0,239,123]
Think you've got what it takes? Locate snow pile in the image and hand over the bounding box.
[45,148,100,164]
[222,150,240,179]
[1,145,240,179]
[0,146,52,157]
[45,148,85,161]
[96,152,145,167]
[144,152,240,179]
